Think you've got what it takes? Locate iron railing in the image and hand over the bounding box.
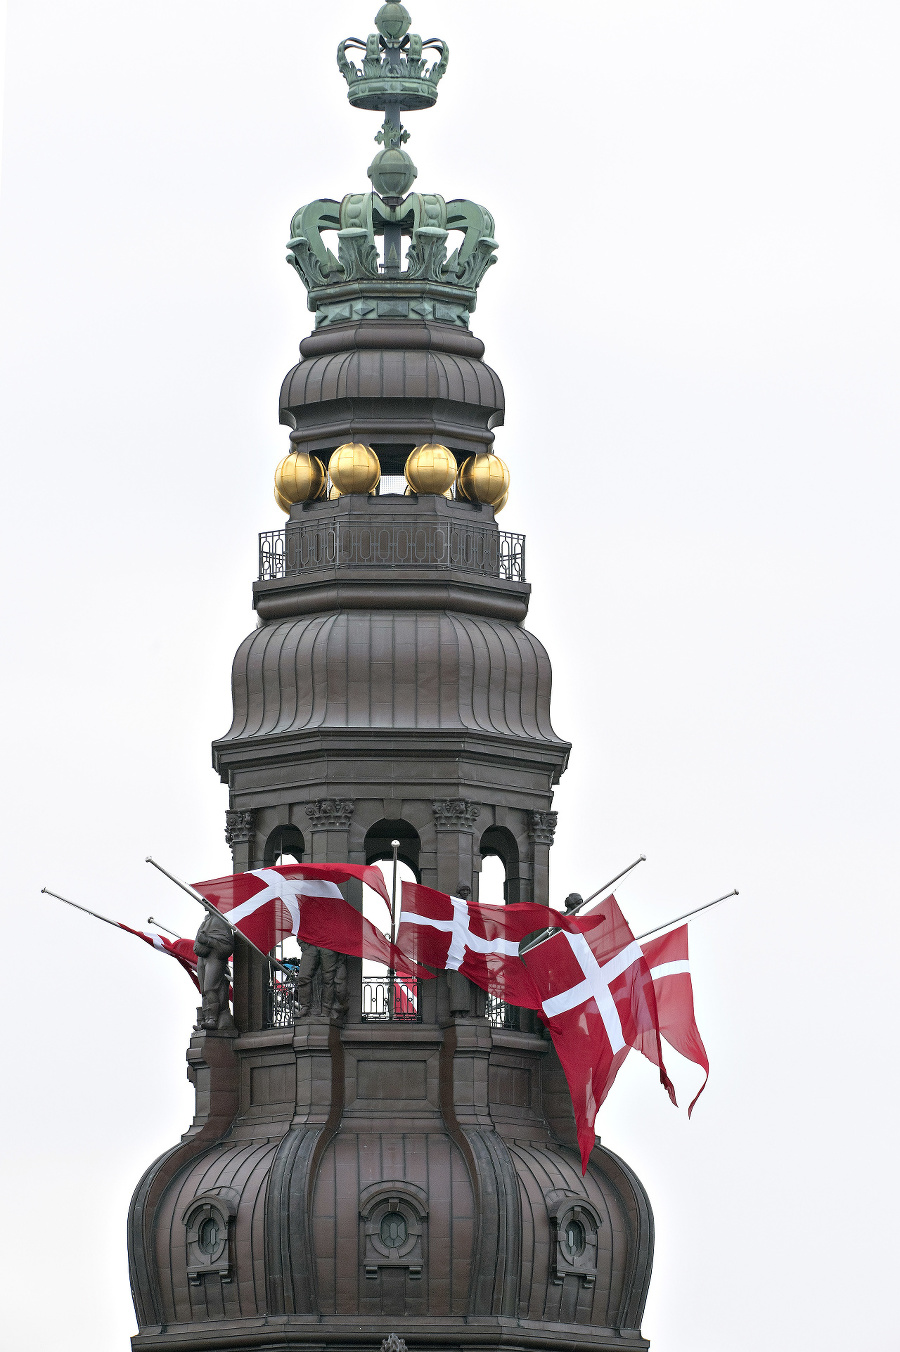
[265,972,421,1026]
[361,974,421,1022]
[259,522,525,583]
[486,995,522,1030]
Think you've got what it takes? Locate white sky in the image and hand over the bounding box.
[1,2,898,1348]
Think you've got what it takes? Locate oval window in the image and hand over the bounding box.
[564,1217,585,1257]
[380,1211,408,1249]
[198,1216,221,1255]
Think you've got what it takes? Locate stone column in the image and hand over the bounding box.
[225,808,269,1031]
[305,798,355,862]
[527,810,558,908]
[224,808,257,871]
[432,799,483,1017]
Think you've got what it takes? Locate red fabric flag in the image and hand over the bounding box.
[192,864,429,977]
[118,923,200,991]
[640,925,709,1116]
[521,895,676,1172]
[396,882,591,1009]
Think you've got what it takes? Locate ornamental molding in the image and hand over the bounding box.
[306,798,355,830]
[432,799,481,833]
[224,809,256,847]
[527,810,558,846]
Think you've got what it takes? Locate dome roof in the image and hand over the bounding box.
[281,347,504,415]
[220,611,566,746]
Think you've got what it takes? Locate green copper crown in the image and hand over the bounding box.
[286,6,496,331]
[337,3,449,114]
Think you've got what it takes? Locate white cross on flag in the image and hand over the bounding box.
[192,863,426,974]
[397,882,584,1009]
[639,925,709,1116]
[522,895,676,1172]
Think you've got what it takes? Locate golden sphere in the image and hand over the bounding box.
[493,488,509,515]
[275,450,326,503]
[274,485,292,514]
[404,443,458,495]
[457,452,510,508]
[329,443,380,494]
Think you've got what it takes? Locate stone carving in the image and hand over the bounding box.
[224,808,256,847]
[528,810,558,845]
[305,798,355,830]
[289,945,349,1022]
[432,799,481,832]
[193,911,236,1032]
[381,1337,408,1352]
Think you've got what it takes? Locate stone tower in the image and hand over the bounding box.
[127,7,655,1350]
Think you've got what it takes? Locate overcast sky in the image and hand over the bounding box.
[1,2,898,1349]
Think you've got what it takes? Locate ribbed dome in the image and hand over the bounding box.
[281,348,504,414]
[221,611,566,745]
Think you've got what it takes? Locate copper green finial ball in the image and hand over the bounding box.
[368,146,418,199]
[375,3,411,42]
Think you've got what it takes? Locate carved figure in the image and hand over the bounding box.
[293,943,349,1021]
[193,910,236,1032]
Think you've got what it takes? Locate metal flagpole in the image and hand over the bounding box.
[148,916,182,940]
[145,856,294,978]
[388,839,400,1018]
[41,887,125,931]
[520,854,647,954]
[634,889,738,943]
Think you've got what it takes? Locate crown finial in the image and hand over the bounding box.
[337,6,449,132]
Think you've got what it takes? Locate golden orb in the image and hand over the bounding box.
[274,485,292,514]
[493,488,509,515]
[275,450,326,503]
[457,452,510,508]
[329,443,380,494]
[404,443,458,495]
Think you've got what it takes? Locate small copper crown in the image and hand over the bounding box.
[337,3,449,114]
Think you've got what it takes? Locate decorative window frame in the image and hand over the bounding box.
[182,1191,237,1285]
[359,1180,428,1280]
[547,1194,603,1287]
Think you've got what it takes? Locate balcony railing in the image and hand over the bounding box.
[259,521,525,584]
[266,972,421,1027]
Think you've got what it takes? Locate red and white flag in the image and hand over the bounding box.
[192,864,428,976]
[522,895,676,1172]
[639,925,709,1116]
[118,923,200,991]
[397,882,585,1009]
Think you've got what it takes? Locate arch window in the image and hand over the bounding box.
[359,1180,428,1280]
[478,825,521,904]
[182,1192,236,1284]
[264,824,305,866]
[548,1196,602,1287]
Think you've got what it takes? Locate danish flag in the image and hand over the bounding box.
[192,863,428,975]
[522,895,675,1172]
[396,882,591,1008]
[117,923,200,991]
[639,925,709,1115]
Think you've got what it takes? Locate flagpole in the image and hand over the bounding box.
[145,856,294,977]
[519,854,647,954]
[388,839,399,1018]
[41,887,124,931]
[634,889,738,943]
[148,916,182,940]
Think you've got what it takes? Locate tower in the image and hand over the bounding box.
[127,8,655,1349]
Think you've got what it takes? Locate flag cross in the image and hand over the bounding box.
[540,934,644,1054]
[228,870,343,932]
[398,895,520,970]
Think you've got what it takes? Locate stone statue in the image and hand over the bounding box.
[563,892,583,914]
[193,910,236,1032]
[293,944,349,1021]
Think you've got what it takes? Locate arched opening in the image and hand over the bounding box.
[264,824,305,866]
[478,826,521,904]
[364,819,421,878]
